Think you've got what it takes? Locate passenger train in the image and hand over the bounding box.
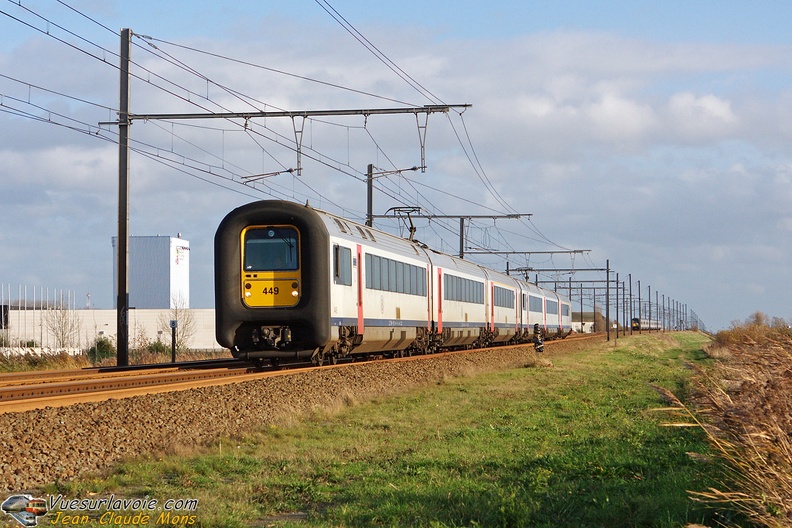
[631,318,662,331]
[215,200,572,365]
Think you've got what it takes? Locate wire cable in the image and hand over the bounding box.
[313,0,444,105]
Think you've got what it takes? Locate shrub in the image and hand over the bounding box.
[147,340,170,355]
[88,336,116,364]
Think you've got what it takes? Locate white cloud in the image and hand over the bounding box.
[667,92,738,140]
[584,94,656,142]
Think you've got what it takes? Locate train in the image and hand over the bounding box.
[215,200,572,365]
[631,318,661,331]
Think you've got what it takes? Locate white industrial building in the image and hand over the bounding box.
[112,235,190,309]
[0,307,221,354]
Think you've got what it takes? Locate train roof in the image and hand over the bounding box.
[245,200,571,304]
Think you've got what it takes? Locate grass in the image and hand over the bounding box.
[45,332,731,527]
[0,348,231,372]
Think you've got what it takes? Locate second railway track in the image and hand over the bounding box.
[0,334,603,414]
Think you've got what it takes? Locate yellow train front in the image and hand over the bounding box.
[215,200,332,361]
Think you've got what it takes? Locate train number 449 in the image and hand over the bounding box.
[262,287,280,295]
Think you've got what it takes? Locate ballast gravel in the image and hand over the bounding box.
[0,343,580,492]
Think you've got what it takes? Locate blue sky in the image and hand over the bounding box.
[93,1,792,44]
[2,0,792,331]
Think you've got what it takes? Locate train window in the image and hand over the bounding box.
[243,227,299,271]
[493,286,515,308]
[562,304,570,317]
[378,257,387,291]
[546,299,558,315]
[396,261,404,293]
[364,254,426,297]
[529,295,543,313]
[389,260,397,292]
[334,245,352,286]
[443,274,483,304]
[371,255,381,289]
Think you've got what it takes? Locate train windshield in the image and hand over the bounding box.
[243,227,299,271]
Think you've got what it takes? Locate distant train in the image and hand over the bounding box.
[631,317,661,331]
[215,200,572,365]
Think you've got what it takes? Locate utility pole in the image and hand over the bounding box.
[615,272,619,338]
[366,164,373,227]
[116,28,131,367]
[606,259,610,341]
[628,274,633,335]
[637,280,642,334]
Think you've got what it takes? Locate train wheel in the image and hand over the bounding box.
[269,358,280,368]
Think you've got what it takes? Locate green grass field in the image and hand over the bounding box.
[48,332,729,527]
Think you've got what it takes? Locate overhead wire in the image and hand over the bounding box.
[5,0,578,270]
[313,0,444,105]
[138,35,419,108]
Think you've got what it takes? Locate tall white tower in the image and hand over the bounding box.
[112,235,190,309]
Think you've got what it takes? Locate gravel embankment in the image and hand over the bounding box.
[1,344,553,492]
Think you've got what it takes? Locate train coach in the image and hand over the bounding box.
[215,200,572,365]
[631,318,662,331]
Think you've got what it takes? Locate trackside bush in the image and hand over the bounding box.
[88,336,116,364]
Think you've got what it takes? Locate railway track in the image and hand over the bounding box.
[0,359,271,414]
[0,334,603,414]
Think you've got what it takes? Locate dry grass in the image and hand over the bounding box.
[685,316,792,526]
[0,351,92,371]
[0,348,233,371]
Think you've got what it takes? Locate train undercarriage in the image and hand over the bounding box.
[235,323,569,367]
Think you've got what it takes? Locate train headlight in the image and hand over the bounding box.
[291,290,298,297]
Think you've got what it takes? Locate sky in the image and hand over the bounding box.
[2,0,792,332]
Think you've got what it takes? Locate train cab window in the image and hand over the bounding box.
[243,227,299,271]
[334,245,352,286]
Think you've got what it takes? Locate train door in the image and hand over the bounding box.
[436,267,443,333]
[488,281,495,332]
[356,244,363,332]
